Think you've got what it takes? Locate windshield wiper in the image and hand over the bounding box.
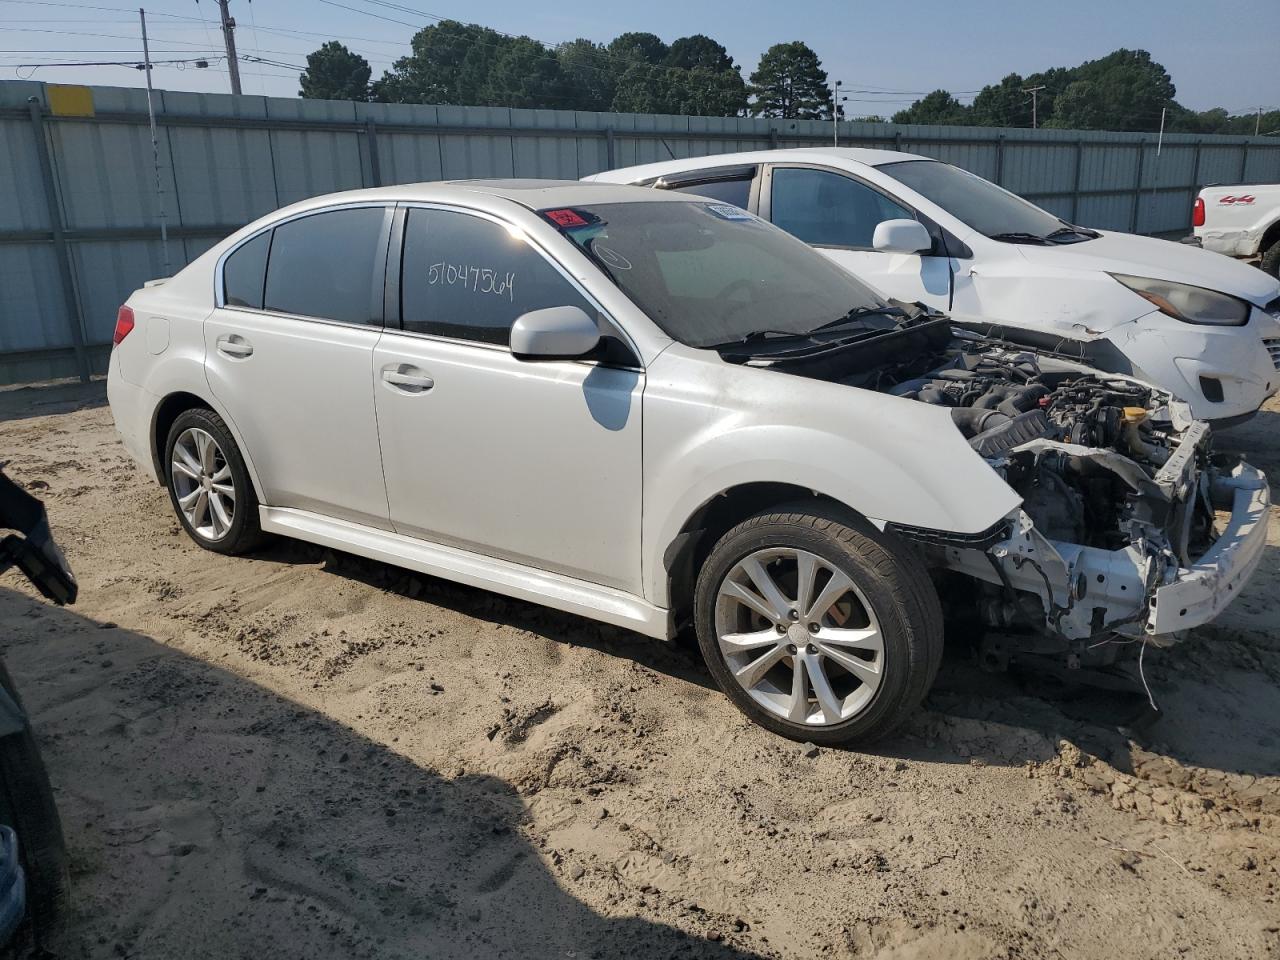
[803,304,906,336]
[1045,224,1100,241]
[987,231,1052,245]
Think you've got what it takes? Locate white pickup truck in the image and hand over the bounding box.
[1193,183,1280,277]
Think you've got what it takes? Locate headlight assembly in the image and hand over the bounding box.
[1111,274,1250,326]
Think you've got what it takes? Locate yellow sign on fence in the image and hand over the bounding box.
[47,84,95,118]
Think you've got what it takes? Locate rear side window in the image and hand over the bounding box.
[263,207,386,325]
[222,230,270,309]
[770,167,913,248]
[400,208,594,347]
[668,177,752,209]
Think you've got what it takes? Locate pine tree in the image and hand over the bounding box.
[299,42,371,101]
[748,42,833,119]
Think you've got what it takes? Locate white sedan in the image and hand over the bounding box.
[107,181,1268,744]
[587,148,1280,423]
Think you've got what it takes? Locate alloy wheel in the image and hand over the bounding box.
[170,427,236,541]
[713,547,884,726]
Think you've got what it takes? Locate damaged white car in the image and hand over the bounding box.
[588,148,1280,424]
[106,181,1270,745]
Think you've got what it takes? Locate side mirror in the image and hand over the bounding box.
[872,218,933,254]
[510,305,601,361]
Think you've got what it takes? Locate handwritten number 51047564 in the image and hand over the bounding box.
[426,261,516,302]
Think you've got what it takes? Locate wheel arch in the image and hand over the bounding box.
[661,482,868,634]
[149,389,266,503]
[1259,216,1280,257]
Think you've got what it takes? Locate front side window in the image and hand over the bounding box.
[400,208,594,347]
[222,230,270,309]
[263,207,386,325]
[770,167,914,248]
[545,200,890,349]
[878,159,1065,240]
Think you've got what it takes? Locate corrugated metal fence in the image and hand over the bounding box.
[3,78,1280,385]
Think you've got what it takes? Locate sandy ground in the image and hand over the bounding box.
[0,380,1278,960]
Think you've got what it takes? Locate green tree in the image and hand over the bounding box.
[1044,80,1106,130]
[1168,105,1230,134]
[607,31,668,66]
[481,36,567,108]
[748,41,833,119]
[891,90,971,125]
[679,66,748,116]
[612,63,747,117]
[299,41,371,101]
[968,73,1032,127]
[557,38,615,111]
[372,20,509,105]
[665,34,735,72]
[1046,49,1174,131]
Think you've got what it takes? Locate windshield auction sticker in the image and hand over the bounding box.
[705,203,755,221]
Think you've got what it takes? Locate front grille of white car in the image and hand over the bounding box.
[1266,338,1280,371]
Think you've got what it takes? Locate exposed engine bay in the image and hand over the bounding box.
[722,309,1268,670]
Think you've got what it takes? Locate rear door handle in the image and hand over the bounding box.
[216,334,253,359]
[381,364,434,393]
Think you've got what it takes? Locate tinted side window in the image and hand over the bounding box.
[263,207,386,325]
[770,168,913,248]
[400,208,594,347]
[223,230,270,308]
[670,177,752,209]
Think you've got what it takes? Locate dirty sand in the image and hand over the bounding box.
[1,380,1277,960]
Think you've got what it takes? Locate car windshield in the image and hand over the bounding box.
[541,200,892,348]
[878,159,1077,242]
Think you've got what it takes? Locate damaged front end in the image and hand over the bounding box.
[886,331,1271,664]
[727,309,1270,670]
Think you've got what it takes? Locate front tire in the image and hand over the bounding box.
[164,408,263,555]
[694,505,943,746]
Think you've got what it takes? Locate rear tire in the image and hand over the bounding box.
[164,408,264,555]
[693,504,943,746]
[1260,238,1280,279]
[0,660,68,948]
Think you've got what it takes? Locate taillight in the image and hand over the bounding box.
[1192,197,1205,227]
[113,305,135,345]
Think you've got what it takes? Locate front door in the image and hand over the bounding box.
[762,164,954,309]
[205,204,392,528]
[372,206,644,592]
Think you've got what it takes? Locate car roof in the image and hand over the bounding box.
[586,147,931,185]
[267,178,692,219]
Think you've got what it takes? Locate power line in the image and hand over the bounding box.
[190,0,232,84]
[0,0,204,19]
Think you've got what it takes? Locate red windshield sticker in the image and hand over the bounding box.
[545,208,589,228]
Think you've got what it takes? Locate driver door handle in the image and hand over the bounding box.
[381,364,434,393]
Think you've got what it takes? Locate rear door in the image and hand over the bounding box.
[205,203,393,529]
[760,164,954,308]
[372,205,644,592]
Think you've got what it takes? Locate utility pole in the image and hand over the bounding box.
[139,8,171,272]
[1257,106,1263,137]
[832,80,842,146]
[215,0,242,95]
[1022,85,1046,129]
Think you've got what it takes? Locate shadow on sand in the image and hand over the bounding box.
[0,587,764,960]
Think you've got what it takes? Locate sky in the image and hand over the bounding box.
[2,0,1276,122]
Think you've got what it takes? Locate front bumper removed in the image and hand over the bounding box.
[1147,460,1270,635]
[939,442,1269,643]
